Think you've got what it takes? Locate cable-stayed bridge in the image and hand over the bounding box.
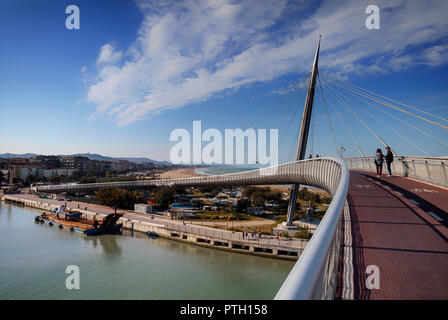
[30,39,448,300]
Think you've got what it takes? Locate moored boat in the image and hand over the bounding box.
[35,211,123,236]
[147,231,159,238]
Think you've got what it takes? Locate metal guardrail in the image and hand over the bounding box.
[33,158,345,194]
[165,221,308,249]
[34,157,349,300]
[345,156,448,188]
[274,158,348,300]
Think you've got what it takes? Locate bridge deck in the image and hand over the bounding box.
[347,171,448,299]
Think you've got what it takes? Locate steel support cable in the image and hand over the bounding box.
[310,102,315,154]
[321,74,448,130]
[326,82,404,156]
[232,94,294,163]
[276,88,310,162]
[272,102,302,165]
[238,93,289,132]
[337,83,448,149]
[316,77,340,157]
[249,96,289,132]
[311,100,322,156]
[318,78,367,156]
[206,96,284,167]
[267,97,306,165]
[315,100,321,155]
[288,117,302,162]
[328,82,432,157]
[358,103,432,157]
[276,94,306,140]
[236,87,308,162]
[287,99,307,162]
[323,81,391,151]
[321,72,448,124]
[279,99,303,149]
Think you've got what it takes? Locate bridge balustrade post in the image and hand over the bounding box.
[412,160,417,178]
[442,162,448,184]
[425,160,431,181]
[400,158,408,177]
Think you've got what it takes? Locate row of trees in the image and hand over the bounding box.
[19,174,71,186]
[93,186,180,211]
[151,187,175,208]
[78,175,139,184]
[298,187,332,204]
[91,185,331,215]
[242,186,282,207]
[94,187,145,212]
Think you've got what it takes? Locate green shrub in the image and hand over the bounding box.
[294,225,312,240]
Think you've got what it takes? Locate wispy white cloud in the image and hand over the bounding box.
[271,77,309,95]
[420,44,448,67]
[85,0,448,126]
[97,43,123,65]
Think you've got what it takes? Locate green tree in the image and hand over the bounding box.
[295,226,312,240]
[242,186,258,199]
[94,187,144,212]
[252,193,266,207]
[12,177,21,185]
[236,199,251,213]
[95,187,121,212]
[78,176,97,184]
[23,174,38,187]
[298,187,322,203]
[266,190,282,202]
[152,187,175,208]
[49,175,62,184]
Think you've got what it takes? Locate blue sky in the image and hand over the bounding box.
[1,0,447,163]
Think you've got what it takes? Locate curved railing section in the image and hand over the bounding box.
[33,158,345,195]
[345,156,448,188]
[274,158,349,300]
[34,157,349,300]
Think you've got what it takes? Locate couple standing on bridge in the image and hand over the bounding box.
[374,147,394,178]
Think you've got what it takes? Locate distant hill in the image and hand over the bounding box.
[0,153,171,165]
[0,153,39,159]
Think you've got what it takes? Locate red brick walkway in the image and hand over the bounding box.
[348,171,448,299]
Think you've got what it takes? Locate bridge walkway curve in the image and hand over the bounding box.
[345,171,448,299]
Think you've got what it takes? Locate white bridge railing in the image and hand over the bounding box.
[345,156,448,188]
[34,157,349,300]
[274,158,349,300]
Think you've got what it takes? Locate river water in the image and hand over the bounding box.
[0,202,294,299]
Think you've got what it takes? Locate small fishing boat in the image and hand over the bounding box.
[147,231,159,238]
[35,211,123,236]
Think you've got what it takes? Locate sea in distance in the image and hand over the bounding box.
[195,166,258,176]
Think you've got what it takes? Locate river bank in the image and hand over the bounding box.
[2,193,304,260]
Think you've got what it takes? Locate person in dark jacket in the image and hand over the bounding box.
[374,148,384,177]
[385,146,394,177]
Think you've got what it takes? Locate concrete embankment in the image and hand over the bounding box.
[2,194,303,260]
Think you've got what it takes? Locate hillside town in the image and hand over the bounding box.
[0,155,172,188]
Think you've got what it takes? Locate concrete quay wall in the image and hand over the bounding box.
[2,194,301,260]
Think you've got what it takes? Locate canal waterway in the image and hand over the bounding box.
[0,202,294,299]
